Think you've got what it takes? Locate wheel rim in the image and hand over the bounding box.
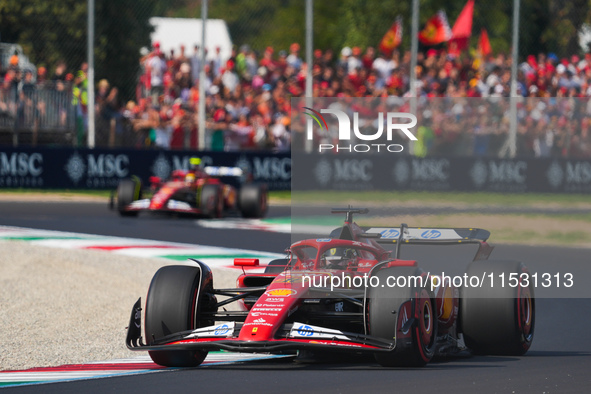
[419,294,433,346]
[518,285,533,338]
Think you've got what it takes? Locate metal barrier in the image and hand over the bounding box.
[0,84,76,145]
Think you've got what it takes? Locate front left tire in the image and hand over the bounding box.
[144,264,215,367]
[116,177,141,217]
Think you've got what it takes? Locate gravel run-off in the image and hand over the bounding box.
[0,241,239,371]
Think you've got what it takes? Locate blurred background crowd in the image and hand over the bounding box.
[3,0,591,158]
[4,43,591,157]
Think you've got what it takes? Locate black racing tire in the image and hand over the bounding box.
[117,178,141,217]
[238,184,268,219]
[200,184,223,219]
[264,259,289,273]
[368,266,437,367]
[144,265,208,367]
[461,260,535,356]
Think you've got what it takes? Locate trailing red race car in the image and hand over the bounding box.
[110,158,268,219]
[126,208,535,367]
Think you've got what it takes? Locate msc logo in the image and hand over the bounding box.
[303,107,417,153]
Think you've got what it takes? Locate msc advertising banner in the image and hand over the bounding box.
[290,96,591,194]
[0,148,291,191]
[291,154,591,193]
[0,147,589,193]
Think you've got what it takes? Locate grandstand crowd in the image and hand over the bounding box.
[3,43,591,158]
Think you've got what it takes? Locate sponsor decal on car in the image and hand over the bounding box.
[185,322,235,338]
[243,318,276,327]
[167,200,193,211]
[289,323,351,341]
[250,312,279,317]
[252,307,283,312]
[379,229,400,239]
[421,229,442,239]
[264,298,287,303]
[297,325,315,337]
[257,304,286,308]
[244,321,273,327]
[130,199,150,208]
[213,324,232,336]
[265,288,297,297]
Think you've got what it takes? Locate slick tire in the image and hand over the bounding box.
[368,266,436,367]
[117,178,141,217]
[200,184,223,219]
[144,265,208,367]
[461,260,535,356]
[238,184,268,219]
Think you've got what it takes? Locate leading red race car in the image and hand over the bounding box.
[111,158,268,219]
[126,208,535,367]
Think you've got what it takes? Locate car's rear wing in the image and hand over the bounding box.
[365,225,493,261]
[366,227,490,244]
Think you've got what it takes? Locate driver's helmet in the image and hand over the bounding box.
[343,248,357,260]
[190,157,202,171]
[186,157,202,184]
[185,172,196,184]
[322,247,357,269]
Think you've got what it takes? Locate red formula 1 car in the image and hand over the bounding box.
[126,208,535,367]
[110,159,268,219]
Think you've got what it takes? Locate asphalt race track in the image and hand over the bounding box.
[1,201,590,393]
[0,201,291,253]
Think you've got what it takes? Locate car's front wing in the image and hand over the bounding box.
[120,199,205,215]
[126,299,395,354]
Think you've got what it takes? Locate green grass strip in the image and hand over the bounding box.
[291,190,591,207]
[0,382,42,387]
[0,236,98,241]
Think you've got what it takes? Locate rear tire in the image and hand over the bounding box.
[200,184,223,218]
[144,265,211,367]
[238,184,268,218]
[368,266,436,367]
[461,260,535,356]
[117,178,141,217]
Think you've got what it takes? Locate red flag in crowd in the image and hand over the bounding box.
[478,28,492,56]
[379,16,403,55]
[449,0,474,51]
[418,10,452,45]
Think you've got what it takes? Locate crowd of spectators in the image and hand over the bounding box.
[128,42,591,158]
[0,54,81,144]
[3,41,591,158]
